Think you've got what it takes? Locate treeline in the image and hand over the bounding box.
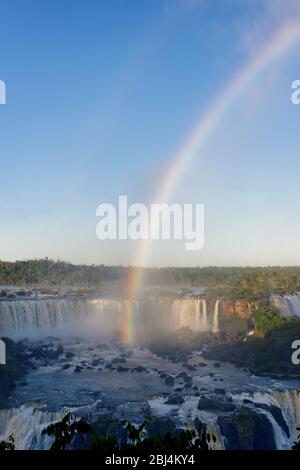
[1,260,300,299]
[0,259,127,286]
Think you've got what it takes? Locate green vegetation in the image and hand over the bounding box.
[253,303,288,337]
[0,258,127,286]
[40,413,216,451]
[204,320,300,376]
[1,260,300,302]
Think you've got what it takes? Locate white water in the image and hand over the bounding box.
[232,389,300,449]
[0,298,129,338]
[271,293,300,318]
[0,405,64,450]
[170,299,209,332]
[212,299,220,334]
[0,297,220,339]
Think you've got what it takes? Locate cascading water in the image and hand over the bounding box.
[212,299,219,334]
[232,390,300,449]
[270,390,300,444]
[0,298,130,338]
[169,299,207,331]
[271,293,300,318]
[0,405,64,450]
[0,296,221,339]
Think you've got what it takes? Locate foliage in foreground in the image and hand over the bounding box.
[1,413,300,451]
[292,428,300,450]
[41,413,216,451]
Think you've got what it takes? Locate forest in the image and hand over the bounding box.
[0,259,300,301]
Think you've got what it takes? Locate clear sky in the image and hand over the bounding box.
[1,0,300,267]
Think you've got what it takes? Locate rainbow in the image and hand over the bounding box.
[122,18,300,344]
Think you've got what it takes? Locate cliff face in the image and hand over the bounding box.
[220,300,251,319]
[217,407,277,450]
[214,300,253,339]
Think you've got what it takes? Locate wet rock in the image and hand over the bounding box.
[176,372,191,382]
[91,358,101,367]
[214,388,226,395]
[165,396,184,405]
[74,366,82,373]
[255,403,289,437]
[66,352,75,359]
[147,417,177,439]
[184,382,192,388]
[134,366,147,373]
[198,396,235,412]
[62,364,70,370]
[165,376,175,386]
[117,366,129,372]
[217,407,276,450]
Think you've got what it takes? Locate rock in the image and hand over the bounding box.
[198,396,235,412]
[62,364,70,370]
[255,403,290,437]
[217,407,277,450]
[66,352,75,359]
[184,382,192,388]
[165,376,175,386]
[176,372,192,382]
[214,388,226,395]
[134,366,146,373]
[147,417,177,439]
[91,358,101,367]
[74,366,82,373]
[213,362,221,368]
[165,396,184,405]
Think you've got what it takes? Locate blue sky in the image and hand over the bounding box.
[1,0,300,266]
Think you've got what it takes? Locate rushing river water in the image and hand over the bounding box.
[0,294,300,450]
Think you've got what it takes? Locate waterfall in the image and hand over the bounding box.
[234,390,300,449]
[212,300,219,333]
[0,405,64,450]
[271,390,300,444]
[0,298,130,339]
[271,293,300,318]
[170,299,209,332]
[0,296,223,339]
